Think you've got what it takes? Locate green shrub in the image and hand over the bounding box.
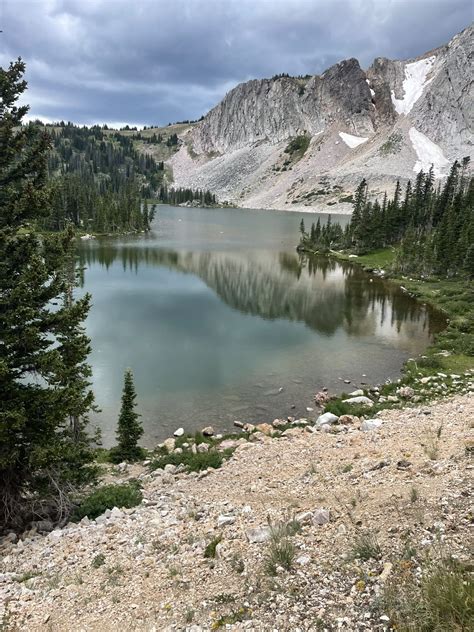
[324,399,371,418]
[417,355,443,369]
[204,535,222,558]
[108,445,146,464]
[351,532,382,560]
[91,553,106,568]
[284,135,310,156]
[73,481,142,521]
[149,448,232,473]
[264,537,296,575]
[383,557,474,631]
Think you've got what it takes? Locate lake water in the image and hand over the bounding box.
[78,205,446,446]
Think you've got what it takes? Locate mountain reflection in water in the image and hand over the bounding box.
[77,207,446,446]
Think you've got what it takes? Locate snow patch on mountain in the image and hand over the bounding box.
[391,56,436,115]
[409,127,450,178]
[338,132,368,148]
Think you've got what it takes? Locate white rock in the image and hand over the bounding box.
[316,412,339,426]
[361,419,382,432]
[174,427,185,437]
[163,438,176,452]
[217,514,236,527]
[202,426,214,436]
[349,389,364,397]
[295,511,313,525]
[296,555,311,565]
[196,442,210,453]
[312,509,330,525]
[246,527,271,543]
[342,396,374,406]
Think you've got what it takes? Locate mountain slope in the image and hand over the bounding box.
[169,24,473,212]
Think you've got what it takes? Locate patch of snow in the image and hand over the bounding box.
[409,127,449,178]
[338,132,368,148]
[391,56,436,115]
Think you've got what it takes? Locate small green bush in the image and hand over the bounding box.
[91,553,106,568]
[284,135,310,156]
[324,399,371,418]
[108,445,146,464]
[264,537,296,575]
[351,532,382,560]
[149,448,232,473]
[73,481,142,521]
[383,557,474,631]
[204,535,222,558]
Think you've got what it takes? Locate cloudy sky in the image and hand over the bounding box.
[1,0,472,127]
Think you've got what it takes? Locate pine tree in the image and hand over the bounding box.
[463,244,474,279]
[111,369,144,463]
[0,59,96,529]
[299,218,306,237]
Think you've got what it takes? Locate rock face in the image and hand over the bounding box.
[193,58,375,154]
[169,24,473,211]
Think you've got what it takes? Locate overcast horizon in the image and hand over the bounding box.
[1,0,472,127]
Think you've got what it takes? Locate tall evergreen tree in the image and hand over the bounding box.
[0,60,96,529]
[111,369,144,463]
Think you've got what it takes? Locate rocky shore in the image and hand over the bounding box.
[1,389,473,631]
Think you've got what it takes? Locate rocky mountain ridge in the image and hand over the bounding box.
[169,24,473,212]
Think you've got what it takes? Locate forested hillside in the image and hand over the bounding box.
[299,158,474,278]
[35,121,216,233]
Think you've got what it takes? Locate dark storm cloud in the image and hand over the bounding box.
[1,0,472,126]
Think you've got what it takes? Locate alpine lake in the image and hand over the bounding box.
[78,205,447,446]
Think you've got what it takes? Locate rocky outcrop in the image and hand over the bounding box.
[169,24,473,211]
[192,57,375,154]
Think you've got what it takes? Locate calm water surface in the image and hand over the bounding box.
[78,205,446,446]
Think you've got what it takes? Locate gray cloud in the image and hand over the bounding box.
[1,0,472,125]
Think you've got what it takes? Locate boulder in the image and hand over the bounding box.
[295,511,313,525]
[217,514,236,527]
[32,520,54,533]
[174,427,185,437]
[218,439,240,450]
[316,412,339,425]
[246,526,271,543]
[255,423,273,435]
[196,442,209,453]
[339,414,359,425]
[361,419,382,432]
[397,386,415,399]
[342,396,374,407]
[163,437,175,452]
[314,391,330,405]
[202,426,214,436]
[313,508,330,525]
[349,389,364,397]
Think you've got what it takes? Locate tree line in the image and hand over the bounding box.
[299,159,473,278]
[32,120,217,233]
[157,186,217,206]
[0,59,154,531]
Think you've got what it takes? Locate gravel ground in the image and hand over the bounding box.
[1,394,473,631]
